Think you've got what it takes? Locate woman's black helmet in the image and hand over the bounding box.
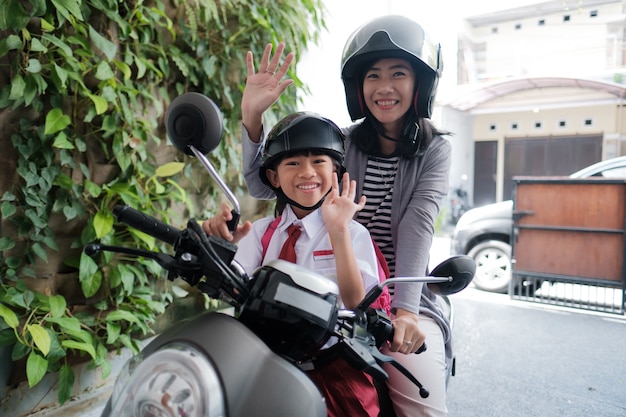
[341,15,443,121]
[260,112,345,188]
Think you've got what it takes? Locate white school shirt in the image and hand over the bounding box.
[234,205,380,308]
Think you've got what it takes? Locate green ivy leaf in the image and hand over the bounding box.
[119,264,136,294]
[30,38,48,52]
[51,63,68,90]
[49,295,67,318]
[94,61,115,81]
[113,60,132,80]
[57,364,74,405]
[40,18,54,32]
[26,58,42,73]
[129,229,156,248]
[0,303,19,329]
[45,317,81,334]
[42,34,73,58]
[93,210,114,238]
[0,236,15,251]
[51,0,84,22]
[0,0,29,31]
[79,251,99,289]
[88,24,117,61]
[61,340,96,360]
[79,254,102,298]
[84,180,102,198]
[87,93,108,115]
[26,351,48,387]
[44,108,71,135]
[0,328,18,345]
[106,322,121,344]
[31,242,48,262]
[105,309,138,323]
[2,34,23,54]
[155,162,185,177]
[52,132,75,149]
[28,324,51,356]
[9,74,25,100]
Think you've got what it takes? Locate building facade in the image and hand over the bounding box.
[442,0,626,206]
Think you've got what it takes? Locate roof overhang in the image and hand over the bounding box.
[442,76,626,113]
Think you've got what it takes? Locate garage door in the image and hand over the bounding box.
[503,134,602,200]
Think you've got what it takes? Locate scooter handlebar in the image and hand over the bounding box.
[112,205,181,246]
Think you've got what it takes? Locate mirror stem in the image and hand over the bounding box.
[190,145,241,229]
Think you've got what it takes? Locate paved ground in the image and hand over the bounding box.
[446,287,626,417]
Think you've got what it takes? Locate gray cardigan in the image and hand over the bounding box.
[242,124,452,346]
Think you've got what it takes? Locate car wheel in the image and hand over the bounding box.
[467,240,512,293]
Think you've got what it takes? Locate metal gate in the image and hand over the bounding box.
[511,177,626,314]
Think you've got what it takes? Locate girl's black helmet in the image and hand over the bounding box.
[260,112,345,188]
[341,15,443,121]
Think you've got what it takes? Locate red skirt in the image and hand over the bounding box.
[306,356,380,417]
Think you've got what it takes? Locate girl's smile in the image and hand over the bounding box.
[266,152,335,217]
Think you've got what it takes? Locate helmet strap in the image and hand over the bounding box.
[275,187,332,212]
[368,108,420,142]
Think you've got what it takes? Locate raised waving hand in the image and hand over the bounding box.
[241,43,295,142]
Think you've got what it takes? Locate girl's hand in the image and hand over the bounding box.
[202,202,252,243]
[321,172,366,233]
[241,43,295,142]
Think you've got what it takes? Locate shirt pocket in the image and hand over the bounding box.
[313,250,336,280]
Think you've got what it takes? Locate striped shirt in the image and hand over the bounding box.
[356,155,400,287]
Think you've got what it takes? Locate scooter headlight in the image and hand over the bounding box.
[110,343,225,417]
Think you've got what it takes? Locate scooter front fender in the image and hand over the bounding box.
[101,311,326,417]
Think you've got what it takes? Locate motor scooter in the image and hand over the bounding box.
[448,186,470,225]
[87,93,475,417]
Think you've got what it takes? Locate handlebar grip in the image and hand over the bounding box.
[226,209,240,232]
[112,205,181,246]
[386,322,427,354]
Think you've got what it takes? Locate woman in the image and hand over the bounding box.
[239,15,452,417]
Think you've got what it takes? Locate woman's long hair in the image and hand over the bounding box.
[351,114,450,158]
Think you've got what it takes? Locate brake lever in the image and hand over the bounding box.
[352,306,429,396]
[367,347,430,398]
[84,243,180,270]
[333,322,428,399]
[334,337,389,381]
[84,243,207,286]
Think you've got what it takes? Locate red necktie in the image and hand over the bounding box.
[278,225,302,263]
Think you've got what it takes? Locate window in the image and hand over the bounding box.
[597,166,626,178]
[584,118,593,126]
[489,124,496,131]
[534,121,542,129]
[563,15,571,22]
[538,19,545,26]
[511,122,518,130]
[558,120,566,128]
[515,23,522,30]
[590,10,598,17]
[491,27,498,34]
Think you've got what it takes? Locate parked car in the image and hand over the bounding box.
[451,156,626,293]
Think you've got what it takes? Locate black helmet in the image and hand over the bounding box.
[260,112,345,188]
[341,15,443,121]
